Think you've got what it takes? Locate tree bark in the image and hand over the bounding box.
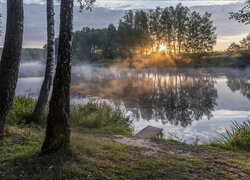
[42,0,73,153]
[0,0,24,137]
[33,0,55,123]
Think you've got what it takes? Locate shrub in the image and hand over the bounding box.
[71,101,132,135]
[218,121,250,151]
[7,97,132,135]
[7,97,37,125]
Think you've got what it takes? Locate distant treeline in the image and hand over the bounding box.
[227,33,250,58]
[0,48,45,62]
[49,4,217,63]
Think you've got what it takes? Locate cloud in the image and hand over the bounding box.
[23,0,246,9]
[0,2,248,50]
[93,0,245,10]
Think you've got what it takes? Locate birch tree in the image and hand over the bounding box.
[33,0,55,123]
[42,0,95,153]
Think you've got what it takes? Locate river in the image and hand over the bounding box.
[16,62,250,143]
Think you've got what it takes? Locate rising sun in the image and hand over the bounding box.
[159,44,167,52]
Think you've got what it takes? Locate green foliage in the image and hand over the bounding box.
[53,4,217,64]
[227,33,250,58]
[230,0,250,25]
[71,101,132,135]
[148,7,162,51]
[218,121,250,151]
[103,24,117,59]
[78,0,96,11]
[6,97,131,135]
[185,11,217,53]
[72,27,107,62]
[7,97,37,125]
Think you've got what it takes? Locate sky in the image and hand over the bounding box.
[25,0,245,8]
[0,0,249,50]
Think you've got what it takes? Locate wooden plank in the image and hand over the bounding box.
[134,126,163,139]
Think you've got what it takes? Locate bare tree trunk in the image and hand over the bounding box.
[0,0,24,137]
[33,0,55,123]
[42,0,73,153]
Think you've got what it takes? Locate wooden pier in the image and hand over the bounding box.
[135,126,164,139]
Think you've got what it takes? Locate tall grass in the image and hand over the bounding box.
[218,121,250,150]
[71,102,132,135]
[7,97,38,125]
[7,97,132,136]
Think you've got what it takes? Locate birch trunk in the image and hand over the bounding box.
[0,0,24,137]
[42,0,73,153]
[33,0,55,123]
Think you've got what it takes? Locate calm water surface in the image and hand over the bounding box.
[17,62,250,143]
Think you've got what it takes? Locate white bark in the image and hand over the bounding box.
[33,0,55,123]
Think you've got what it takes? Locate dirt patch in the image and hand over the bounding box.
[110,135,161,156]
[110,135,194,157]
[206,159,250,180]
[112,135,159,149]
[107,135,250,179]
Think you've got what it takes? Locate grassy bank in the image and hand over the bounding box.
[0,97,249,179]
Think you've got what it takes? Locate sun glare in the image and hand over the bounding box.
[159,44,167,52]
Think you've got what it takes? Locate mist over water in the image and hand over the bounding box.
[16,62,250,143]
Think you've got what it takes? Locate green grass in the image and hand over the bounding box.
[218,121,250,151]
[1,97,250,179]
[2,126,248,180]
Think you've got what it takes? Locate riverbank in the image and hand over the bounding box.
[90,52,250,68]
[0,97,249,179]
[1,125,250,179]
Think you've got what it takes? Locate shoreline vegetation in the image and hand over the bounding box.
[0,97,249,179]
[4,48,250,68]
[92,52,250,68]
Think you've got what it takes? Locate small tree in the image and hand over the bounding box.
[227,42,241,52]
[227,33,250,57]
[134,10,151,54]
[117,10,135,58]
[161,7,174,54]
[148,7,163,52]
[175,3,189,54]
[103,24,117,59]
[185,11,216,53]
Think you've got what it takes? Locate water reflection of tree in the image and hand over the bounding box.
[71,70,218,127]
[133,74,218,127]
[226,69,250,100]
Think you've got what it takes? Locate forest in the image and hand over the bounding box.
[68,4,218,62]
[0,48,45,61]
[45,3,250,67]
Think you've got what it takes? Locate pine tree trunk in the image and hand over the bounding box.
[0,0,24,137]
[42,0,73,153]
[33,0,55,123]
